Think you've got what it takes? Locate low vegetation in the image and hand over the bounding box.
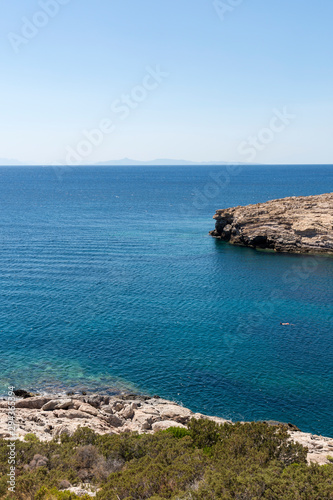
[0,420,332,499]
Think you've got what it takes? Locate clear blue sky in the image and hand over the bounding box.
[0,0,332,164]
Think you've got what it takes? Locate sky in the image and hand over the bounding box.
[0,0,332,165]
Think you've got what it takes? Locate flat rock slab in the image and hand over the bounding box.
[152,420,186,431]
[15,397,53,409]
[210,192,333,254]
[42,399,72,411]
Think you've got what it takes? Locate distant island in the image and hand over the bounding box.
[210,192,333,254]
[0,158,24,166]
[0,157,248,167]
[1,158,331,167]
[96,158,244,166]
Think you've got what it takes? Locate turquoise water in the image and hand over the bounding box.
[0,165,332,436]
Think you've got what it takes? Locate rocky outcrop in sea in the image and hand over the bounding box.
[210,192,333,254]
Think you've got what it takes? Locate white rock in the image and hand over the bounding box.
[78,403,99,417]
[16,397,53,409]
[104,414,124,427]
[121,405,135,420]
[159,404,193,423]
[152,421,186,432]
[53,424,76,438]
[42,399,72,411]
[54,410,89,419]
[132,410,159,430]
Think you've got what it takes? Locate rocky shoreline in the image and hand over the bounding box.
[1,392,333,466]
[210,192,333,254]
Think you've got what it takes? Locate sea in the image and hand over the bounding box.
[0,165,332,437]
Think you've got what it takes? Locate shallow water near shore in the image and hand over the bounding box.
[0,165,332,436]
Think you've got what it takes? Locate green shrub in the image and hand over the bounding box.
[188,418,221,449]
[96,433,207,500]
[0,422,332,499]
[164,427,190,439]
[24,433,40,443]
[35,486,90,499]
[61,427,97,446]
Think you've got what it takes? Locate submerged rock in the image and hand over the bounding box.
[210,192,333,254]
[13,389,34,399]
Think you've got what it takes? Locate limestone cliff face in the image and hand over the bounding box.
[210,193,333,254]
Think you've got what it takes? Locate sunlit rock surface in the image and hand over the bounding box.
[210,193,333,254]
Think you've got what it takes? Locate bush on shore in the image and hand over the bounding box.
[0,420,332,499]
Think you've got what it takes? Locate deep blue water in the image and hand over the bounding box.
[0,165,332,436]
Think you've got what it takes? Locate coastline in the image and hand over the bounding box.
[1,391,332,466]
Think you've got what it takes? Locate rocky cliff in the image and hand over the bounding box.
[210,192,333,254]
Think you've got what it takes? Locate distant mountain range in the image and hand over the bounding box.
[0,157,330,167]
[0,157,248,167]
[0,158,24,166]
[96,158,240,166]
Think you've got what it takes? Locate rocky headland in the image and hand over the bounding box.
[210,192,333,254]
[1,392,333,466]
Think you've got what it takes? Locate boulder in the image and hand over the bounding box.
[264,420,300,432]
[159,404,193,424]
[58,480,71,490]
[152,421,186,432]
[147,398,171,405]
[204,415,231,425]
[16,397,53,410]
[100,405,113,415]
[104,414,124,427]
[111,401,124,412]
[85,395,109,408]
[121,394,150,401]
[53,424,76,438]
[78,403,99,417]
[71,400,83,410]
[14,389,34,399]
[54,410,89,420]
[0,432,11,438]
[121,404,135,420]
[42,399,72,411]
[137,405,160,415]
[29,454,48,469]
[131,410,160,430]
